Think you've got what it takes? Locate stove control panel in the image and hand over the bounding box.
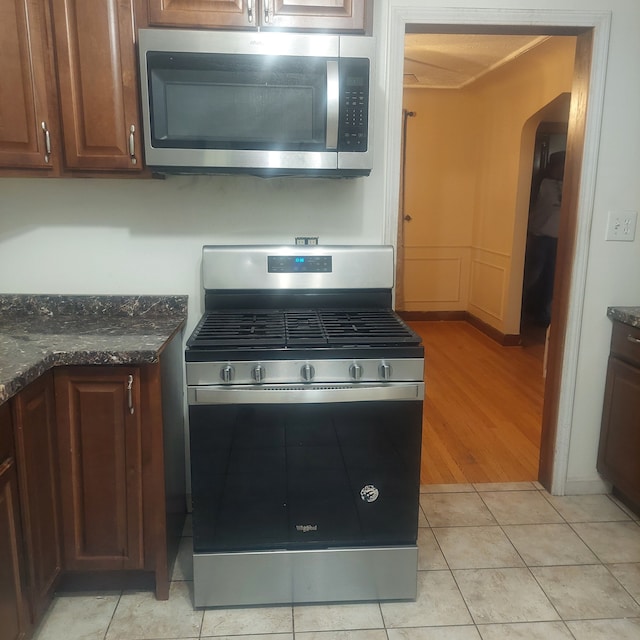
[268,255,332,273]
[190,358,424,386]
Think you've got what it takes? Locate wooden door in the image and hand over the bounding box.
[0,403,29,640]
[55,367,144,571]
[147,0,252,28]
[50,0,142,171]
[12,372,62,624]
[0,0,59,170]
[538,30,592,489]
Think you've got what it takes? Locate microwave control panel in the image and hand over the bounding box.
[339,59,370,152]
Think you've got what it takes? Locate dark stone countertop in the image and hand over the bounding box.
[607,306,640,329]
[0,294,188,405]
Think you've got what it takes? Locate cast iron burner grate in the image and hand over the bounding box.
[189,310,286,347]
[318,309,418,345]
[188,308,420,349]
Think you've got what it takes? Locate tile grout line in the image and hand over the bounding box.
[433,516,482,632]
[481,488,569,627]
[101,591,122,640]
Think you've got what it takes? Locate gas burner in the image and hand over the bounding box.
[187,308,421,351]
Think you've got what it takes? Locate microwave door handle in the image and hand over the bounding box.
[326,60,339,150]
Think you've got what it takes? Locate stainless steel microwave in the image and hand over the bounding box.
[137,29,375,177]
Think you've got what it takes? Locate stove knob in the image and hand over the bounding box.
[220,365,235,383]
[379,362,392,381]
[301,363,315,382]
[251,364,265,383]
[349,362,363,380]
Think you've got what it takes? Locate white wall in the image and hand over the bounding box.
[1,0,640,494]
[0,173,382,336]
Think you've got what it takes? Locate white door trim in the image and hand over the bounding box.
[380,4,611,495]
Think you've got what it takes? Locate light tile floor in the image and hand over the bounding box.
[33,483,640,640]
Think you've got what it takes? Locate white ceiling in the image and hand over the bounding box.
[404,34,550,89]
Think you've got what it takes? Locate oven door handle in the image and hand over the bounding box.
[189,382,424,405]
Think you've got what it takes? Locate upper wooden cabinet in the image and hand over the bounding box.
[0,0,143,174]
[0,0,59,170]
[147,0,368,32]
[50,0,142,171]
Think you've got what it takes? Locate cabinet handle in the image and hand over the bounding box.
[129,125,137,165]
[127,374,135,415]
[247,0,253,23]
[627,334,640,345]
[264,0,271,23]
[0,457,14,476]
[41,121,51,163]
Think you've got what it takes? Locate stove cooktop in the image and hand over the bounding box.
[186,308,421,350]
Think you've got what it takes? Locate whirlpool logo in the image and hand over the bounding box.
[296,524,318,533]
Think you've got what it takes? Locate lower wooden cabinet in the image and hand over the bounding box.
[52,353,186,602]
[0,402,30,640]
[54,367,144,571]
[0,335,185,638]
[12,371,63,624]
[597,320,640,510]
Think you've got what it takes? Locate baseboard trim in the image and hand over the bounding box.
[398,310,467,322]
[563,477,611,496]
[397,310,521,346]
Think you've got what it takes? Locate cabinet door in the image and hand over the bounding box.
[0,0,59,170]
[597,356,640,505]
[55,367,144,571]
[50,0,142,171]
[12,372,62,624]
[0,403,29,640]
[266,0,366,31]
[147,0,366,30]
[147,0,252,28]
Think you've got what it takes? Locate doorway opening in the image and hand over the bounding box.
[391,21,595,490]
[521,115,569,339]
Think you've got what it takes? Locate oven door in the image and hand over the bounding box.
[188,383,423,555]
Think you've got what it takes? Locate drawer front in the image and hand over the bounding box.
[611,321,640,368]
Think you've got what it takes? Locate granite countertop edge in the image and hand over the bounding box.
[0,294,188,406]
[607,306,640,329]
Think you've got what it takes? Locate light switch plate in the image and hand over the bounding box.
[605,210,637,241]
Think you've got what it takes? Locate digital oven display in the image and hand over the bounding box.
[267,255,332,273]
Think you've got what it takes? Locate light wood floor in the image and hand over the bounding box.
[409,320,546,485]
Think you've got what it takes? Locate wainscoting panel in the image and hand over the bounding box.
[469,256,508,324]
[402,248,470,311]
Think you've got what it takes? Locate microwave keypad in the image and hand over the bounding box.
[341,90,368,149]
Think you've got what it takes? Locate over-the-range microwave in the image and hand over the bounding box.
[137,29,375,177]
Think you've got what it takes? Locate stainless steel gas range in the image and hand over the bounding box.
[185,245,424,607]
